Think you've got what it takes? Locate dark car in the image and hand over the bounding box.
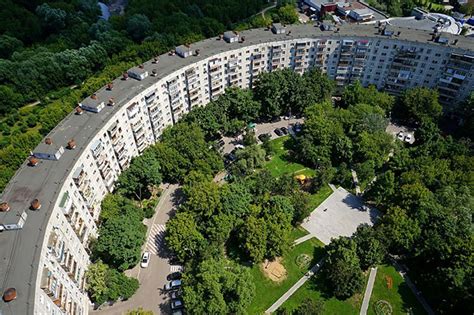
[270,116,281,123]
[258,133,271,142]
[217,139,225,147]
[274,128,284,136]
[171,299,184,310]
[167,272,182,281]
[280,127,289,135]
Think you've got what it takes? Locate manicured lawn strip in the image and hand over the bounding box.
[247,237,325,314]
[280,271,366,314]
[308,184,333,210]
[290,226,310,242]
[368,265,425,315]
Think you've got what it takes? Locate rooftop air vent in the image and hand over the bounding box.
[67,139,76,150]
[152,57,160,64]
[75,106,83,115]
[30,199,41,210]
[106,83,113,90]
[45,138,52,145]
[28,156,39,166]
[151,69,158,77]
[122,72,129,80]
[194,49,201,56]
[138,64,144,69]
[91,93,97,100]
[0,202,10,212]
[3,288,17,302]
[108,98,115,106]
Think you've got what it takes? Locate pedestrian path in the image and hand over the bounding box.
[360,267,378,315]
[265,258,325,313]
[145,224,166,255]
[351,169,361,195]
[293,234,314,245]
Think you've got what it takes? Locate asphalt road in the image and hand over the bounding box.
[92,184,182,315]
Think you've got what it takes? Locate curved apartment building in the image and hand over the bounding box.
[0,23,473,315]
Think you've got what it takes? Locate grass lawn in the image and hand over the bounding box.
[280,274,366,315]
[290,226,309,242]
[368,265,425,315]
[308,184,333,210]
[246,237,326,314]
[265,136,315,177]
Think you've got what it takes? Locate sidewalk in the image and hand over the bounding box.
[360,267,378,315]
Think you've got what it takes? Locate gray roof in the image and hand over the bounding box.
[1,23,473,315]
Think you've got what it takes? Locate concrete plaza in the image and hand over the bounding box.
[301,187,380,245]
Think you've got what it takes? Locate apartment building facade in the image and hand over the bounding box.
[1,24,473,315]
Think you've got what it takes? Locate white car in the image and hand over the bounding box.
[404,134,413,143]
[397,131,404,140]
[140,251,150,268]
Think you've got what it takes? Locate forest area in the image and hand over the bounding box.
[0,0,279,192]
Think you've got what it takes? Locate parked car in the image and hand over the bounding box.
[140,252,150,268]
[217,139,225,147]
[167,272,182,281]
[170,289,182,299]
[404,134,412,143]
[234,144,245,150]
[258,133,270,142]
[274,128,284,136]
[165,280,182,291]
[283,116,290,120]
[280,127,289,135]
[270,116,281,123]
[397,131,404,140]
[171,299,184,310]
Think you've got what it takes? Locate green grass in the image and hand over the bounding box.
[265,136,316,177]
[308,184,333,210]
[247,237,325,314]
[290,226,309,242]
[280,275,365,315]
[368,265,425,315]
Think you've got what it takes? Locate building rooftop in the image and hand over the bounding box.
[0,23,473,314]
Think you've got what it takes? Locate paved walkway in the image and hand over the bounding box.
[293,234,314,245]
[351,169,361,196]
[360,267,378,315]
[265,259,325,314]
[391,260,435,315]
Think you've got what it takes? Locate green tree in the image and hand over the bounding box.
[126,14,152,41]
[401,87,442,124]
[35,3,67,32]
[353,224,386,270]
[0,35,23,59]
[93,217,146,271]
[126,308,154,315]
[293,298,325,315]
[277,4,299,24]
[231,145,266,176]
[166,212,206,262]
[323,237,365,299]
[183,258,255,314]
[379,207,421,253]
[86,261,109,304]
[241,215,268,262]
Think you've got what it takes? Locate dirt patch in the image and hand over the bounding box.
[261,258,287,283]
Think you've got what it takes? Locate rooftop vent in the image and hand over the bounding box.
[138,64,144,69]
[30,199,41,210]
[2,288,17,302]
[239,36,246,43]
[0,202,10,212]
[108,98,115,106]
[106,83,113,90]
[152,57,160,64]
[168,50,176,56]
[45,138,52,145]
[75,106,83,115]
[67,139,76,150]
[122,72,129,80]
[28,156,39,166]
[151,69,158,77]
[194,49,201,56]
[91,93,97,100]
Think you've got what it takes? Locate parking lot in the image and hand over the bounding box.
[386,122,416,144]
[221,117,304,155]
[301,187,380,245]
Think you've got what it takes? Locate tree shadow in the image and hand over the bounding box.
[158,298,172,315]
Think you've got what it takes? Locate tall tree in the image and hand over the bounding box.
[401,87,442,124]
